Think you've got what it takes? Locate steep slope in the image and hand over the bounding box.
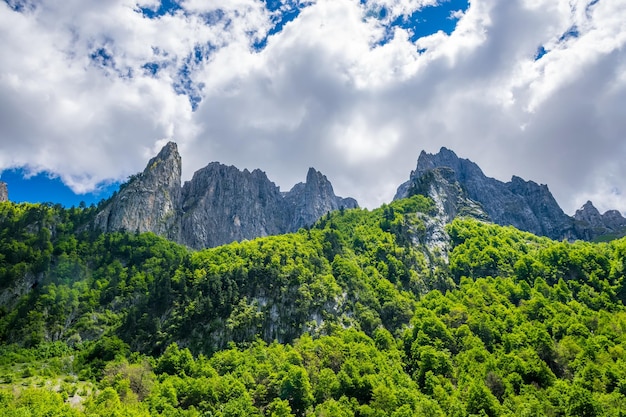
[0,181,7,202]
[396,147,626,241]
[180,163,288,248]
[283,167,358,231]
[2,192,626,416]
[2,200,626,416]
[94,142,358,249]
[94,142,182,238]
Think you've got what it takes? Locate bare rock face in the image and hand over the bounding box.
[0,182,7,202]
[574,201,626,238]
[506,175,576,239]
[94,143,358,249]
[395,147,595,241]
[284,168,358,231]
[406,166,488,223]
[404,166,489,261]
[602,210,626,231]
[94,142,182,238]
[574,201,603,229]
[180,163,289,248]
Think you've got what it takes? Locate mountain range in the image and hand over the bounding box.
[395,147,626,242]
[91,143,626,247]
[92,142,357,249]
[2,143,625,247]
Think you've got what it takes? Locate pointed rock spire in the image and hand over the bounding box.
[94,141,182,237]
[0,181,7,202]
[574,201,602,225]
[284,168,357,231]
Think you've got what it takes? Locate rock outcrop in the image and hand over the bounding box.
[574,201,626,238]
[396,147,625,241]
[180,163,289,249]
[284,168,358,232]
[94,142,182,238]
[0,182,7,202]
[95,142,357,249]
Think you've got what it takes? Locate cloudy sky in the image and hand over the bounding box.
[1,0,625,214]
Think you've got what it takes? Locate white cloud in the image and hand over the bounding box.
[1,0,626,216]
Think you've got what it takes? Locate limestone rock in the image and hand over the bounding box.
[405,166,489,261]
[180,163,288,248]
[602,210,626,231]
[94,142,182,238]
[0,181,7,202]
[574,200,626,238]
[94,142,358,249]
[574,201,603,229]
[284,168,358,231]
[396,147,578,240]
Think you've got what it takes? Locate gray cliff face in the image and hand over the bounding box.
[406,167,489,260]
[505,175,576,239]
[407,167,488,223]
[602,210,626,231]
[574,201,603,228]
[0,182,7,202]
[284,168,358,231]
[395,147,619,241]
[94,142,182,238]
[574,201,626,237]
[95,143,358,249]
[180,164,288,248]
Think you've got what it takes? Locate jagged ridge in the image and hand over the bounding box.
[94,142,358,249]
[395,147,626,241]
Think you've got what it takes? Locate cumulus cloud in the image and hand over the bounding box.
[1,0,625,215]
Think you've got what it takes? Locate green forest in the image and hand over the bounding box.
[0,196,625,416]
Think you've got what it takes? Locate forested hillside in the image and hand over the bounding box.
[0,198,625,415]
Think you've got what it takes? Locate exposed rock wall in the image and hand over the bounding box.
[94,142,358,249]
[396,147,626,241]
[574,201,626,238]
[94,142,182,239]
[180,163,289,249]
[0,182,7,202]
[284,168,358,231]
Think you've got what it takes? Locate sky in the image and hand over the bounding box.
[1,0,625,215]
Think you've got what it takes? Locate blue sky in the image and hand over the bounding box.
[0,170,119,207]
[1,0,625,214]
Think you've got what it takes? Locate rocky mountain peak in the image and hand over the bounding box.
[574,200,626,237]
[145,141,182,185]
[94,142,182,237]
[574,201,602,224]
[602,210,626,230]
[93,143,358,249]
[0,181,7,202]
[415,147,484,181]
[284,168,358,231]
[396,148,626,241]
[396,148,578,240]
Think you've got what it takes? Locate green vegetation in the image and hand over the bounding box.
[0,198,625,415]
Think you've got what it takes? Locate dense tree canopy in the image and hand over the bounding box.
[0,198,625,415]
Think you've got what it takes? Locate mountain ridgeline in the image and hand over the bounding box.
[94,142,357,249]
[91,143,626,250]
[395,147,626,241]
